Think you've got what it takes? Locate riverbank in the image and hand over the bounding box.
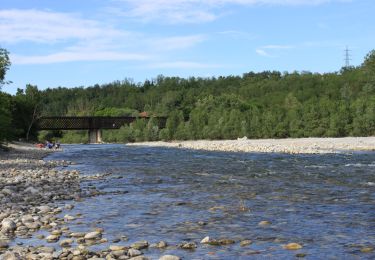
[0,143,180,259]
[128,137,375,154]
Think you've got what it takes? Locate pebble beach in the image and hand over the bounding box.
[128,137,375,154]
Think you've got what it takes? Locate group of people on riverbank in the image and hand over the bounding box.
[36,140,61,149]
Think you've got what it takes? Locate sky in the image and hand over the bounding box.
[1,0,374,94]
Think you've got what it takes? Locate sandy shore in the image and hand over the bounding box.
[128,137,375,154]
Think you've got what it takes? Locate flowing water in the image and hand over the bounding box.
[43,144,374,259]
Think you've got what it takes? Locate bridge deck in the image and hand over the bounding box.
[37,116,166,130]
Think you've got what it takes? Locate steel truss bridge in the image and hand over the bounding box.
[37,116,167,143]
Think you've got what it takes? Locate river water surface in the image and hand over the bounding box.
[44,144,375,259]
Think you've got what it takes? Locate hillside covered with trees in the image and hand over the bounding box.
[1,48,374,144]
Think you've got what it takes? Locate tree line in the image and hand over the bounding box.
[0,47,374,144]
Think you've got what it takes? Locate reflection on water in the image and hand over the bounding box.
[45,144,375,259]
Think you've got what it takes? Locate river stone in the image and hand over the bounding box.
[240,240,252,247]
[128,248,142,257]
[84,231,102,240]
[60,239,74,247]
[1,219,17,233]
[131,240,149,250]
[283,243,303,250]
[110,245,128,251]
[200,236,210,244]
[70,232,85,238]
[46,234,60,242]
[37,206,51,214]
[159,255,181,260]
[179,242,197,249]
[258,220,271,226]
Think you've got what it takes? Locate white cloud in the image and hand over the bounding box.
[11,51,150,65]
[145,61,223,69]
[256,44,295,57]
[0,9,125,44]
[112,0,349,23]
[256,49,273,57]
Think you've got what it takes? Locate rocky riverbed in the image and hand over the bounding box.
[128,137,375,154]
[0,144,181,260]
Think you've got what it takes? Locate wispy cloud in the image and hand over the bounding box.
[145,61,223,69]
[1,9,208,64]
[111,0,349,24]
[11,51,150,65]
[256,44,295,57]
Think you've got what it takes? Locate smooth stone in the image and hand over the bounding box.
[200,236,210,244]
[128,249,142,257]
[60,239,74,247]
[84,231,102,240]
[155,241,167,248]
[38,206,51,214]
[283,243,303,250]
[179,242,197,249]
[70,232,85,238]
[1,252,21,260]
[129,256,149,260]
[46,234,60,242]
[240,240,253,247]
[1,219,17,233]
[361,247,374,253]
[110,245,128,251]
[159,255,181,260]
[258,220,271,226]
[131,240,149,250]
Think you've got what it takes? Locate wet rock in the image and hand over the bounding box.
[200,236,210,244]
[258,220,271,226]
[37,206,51,214]
[360,247,374,253]
[60,239,73,247]
[129,256,149,260]
[109,245,128,251]
[131,240,149,250]
[84,231,102,240]
[46,234,60,243]
[240,240,252,247]
[296,253,307,257]
[218,239,235,245]
[70,232,85,238]
[283,243,303,250]
[159,255,181,260]
[178,242,197,249]
[128,248,142,257]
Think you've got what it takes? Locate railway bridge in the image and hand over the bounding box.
[36,116,167,143]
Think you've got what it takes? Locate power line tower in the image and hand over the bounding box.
[344,46,351,68]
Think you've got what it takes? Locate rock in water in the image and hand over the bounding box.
[84,231,102,240]
[131,240,149,250]
[283,243,303,250]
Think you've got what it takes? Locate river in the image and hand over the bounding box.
[42,144,375,259]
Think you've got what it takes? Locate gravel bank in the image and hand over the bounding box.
[128,137,375,154]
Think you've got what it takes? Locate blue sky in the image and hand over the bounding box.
[1,0,374,94]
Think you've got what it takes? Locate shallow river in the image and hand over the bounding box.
[43,144,375,259]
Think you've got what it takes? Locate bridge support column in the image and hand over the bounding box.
[89,129,102,144]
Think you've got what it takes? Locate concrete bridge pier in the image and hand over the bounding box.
[89,129,102,143]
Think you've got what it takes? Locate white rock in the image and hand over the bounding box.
[128,249,142,257]
[200,236,210,244]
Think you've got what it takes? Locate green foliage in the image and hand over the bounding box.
[3,48,375,143]
[0,48,11,87]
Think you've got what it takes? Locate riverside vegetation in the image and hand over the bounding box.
[0,47,374,144]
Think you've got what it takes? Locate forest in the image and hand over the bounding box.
[0,47,374,144]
